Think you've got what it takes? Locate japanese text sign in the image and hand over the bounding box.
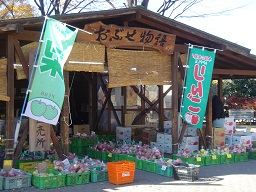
[181,47,216,128]
[76,21,176,54]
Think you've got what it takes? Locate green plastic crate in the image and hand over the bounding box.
[234,152,248,162]
[205,155,221,165]
[31,169,66,189]
[83,137,99,146]
[3,173,31,190]
[248,152,256,160]
[95,150,102,160]
[101,152,108,161]
[66,171,90,186]
[179,156,205,166]
[90,167,108,182]
[155,164,173,177]
[71,138,83,147]
[136,159,143,169]
[0,176,2,190]
[85,148,94,157]
[126,155,136,162]
[220,154,235,164]
[142,160,156,173]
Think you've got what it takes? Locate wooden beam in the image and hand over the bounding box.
[171,52,179,154]
[61,71,69,155]
[6,34,15,160]
[213,69,256,76]
[174,44,188,53]
[13,38,29,78]
[91,73,97,131]
[13,30,40,41]
[121,87,126,126]
[205,87,213,148]
[132,86,172,125]
[13,121,28,167]
[158,85,164,132]
[98,74,121,126]
[50,125,64,160]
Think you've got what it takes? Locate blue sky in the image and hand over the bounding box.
[148,0,256,55]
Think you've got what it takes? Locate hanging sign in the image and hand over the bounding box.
[181,47,216,128]
[76,21,176,54]
[29,119,50,152]
[24,17,78,125]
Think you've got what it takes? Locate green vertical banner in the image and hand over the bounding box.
[24,18,78,125]
[181,47,216,128]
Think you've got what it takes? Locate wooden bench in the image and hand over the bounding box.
[228,109,254,125]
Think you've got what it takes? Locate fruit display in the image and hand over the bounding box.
[0,168,27,177]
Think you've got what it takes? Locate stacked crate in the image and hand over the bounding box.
[142,128,156,145]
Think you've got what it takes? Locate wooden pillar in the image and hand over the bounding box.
[141,85,145,125]
[107,88,111,132]
[205,87,213,148]
[171,52,179,154]
[61,71,69,155]
[6,35,15,160]
[121,87,126,126]
[91,73,97,131]
[158,85,164,132]
[218,78,223,98]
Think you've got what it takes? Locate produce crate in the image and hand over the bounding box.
[95,150,102,160]
[205,155,221,165]
[90,166,108,182]
[107,161,135,185]
[3,173,31,190]
[126,155,136,162]
[155,164,173,177]
[179,156,205,166]
[142,160,156,173]
[173,164,200,182]
[31,169,66,189]
[234,152,249,162]
[248,151,256,160]
[135,159,143,170]
[71,138,83,147]
[220,154,235,164]
[0,176,2,190]
[83,137,99,146]
[101,152,108,161]
[118,154,135,161]
[19,160,54,172]
[85,148,94,157]
[66,171,90,186]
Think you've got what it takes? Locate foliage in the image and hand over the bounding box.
[0,0,36,19]
[223,79,256,97]
[224,96,256,110]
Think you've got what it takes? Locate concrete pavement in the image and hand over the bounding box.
[11,159,256,192]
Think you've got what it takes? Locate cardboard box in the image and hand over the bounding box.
[164,133,172,142]
[164,144,172,154]
[225,135,232,145]
[116,127,132,137]
[142,128,156,139]
[224,117,235,135]
[142,137,156,145]
[187,127,198,136]
[73,124,90,134]
[213,127,225,147]
[164,120,172,128]
[157,133,165,143]
[179,144,199,152]
[232,134,252,147]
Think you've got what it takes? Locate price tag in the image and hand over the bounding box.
[4,160,12,166]
[212,155,217,160]
[167,159,172,163]
[227,154,232,158]
[108,153,112,157]
[161,165,167,171]
[3,160,13,173]
[196,157,201,162]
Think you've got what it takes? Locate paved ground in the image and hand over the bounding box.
[10,159,256,192]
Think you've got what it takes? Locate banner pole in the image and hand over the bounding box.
[14,17,49,149]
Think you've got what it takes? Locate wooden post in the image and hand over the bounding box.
[158,85,164,132]
[61,71,69,155]
[171,52,179,154]
[121,87,126,126]
[50,125,64,160]
[205,87,213,148]
[6,35,15,160]
[91,73,97,132]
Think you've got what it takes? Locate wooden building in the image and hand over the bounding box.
[0,7,256,162]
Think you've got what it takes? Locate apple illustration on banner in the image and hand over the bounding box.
[31,100,47,116]
[185,112,200,125]
[43,105,58,120]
